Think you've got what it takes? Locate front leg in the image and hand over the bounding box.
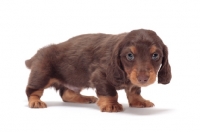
[95,83,123,112]
[125,87,154,108]
[97,93,123,112]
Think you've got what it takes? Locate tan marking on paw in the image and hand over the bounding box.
[97,95,123,112]
[125,87,154,108]
[129,99,154,108]
[29,96,47,108]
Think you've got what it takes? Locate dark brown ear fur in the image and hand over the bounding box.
[106,42,126,86]
[158,44,172,84]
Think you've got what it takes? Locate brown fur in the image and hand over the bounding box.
[25,29,171,112]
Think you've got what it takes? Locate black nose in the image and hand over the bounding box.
[137,75,149,84]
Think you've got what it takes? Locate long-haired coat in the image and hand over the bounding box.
[25,29,171,112]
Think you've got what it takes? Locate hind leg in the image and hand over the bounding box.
[59,87,97,103]
[27,88,47,108]
[26,70,50,108]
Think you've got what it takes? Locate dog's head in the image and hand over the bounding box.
[107,29,171,87]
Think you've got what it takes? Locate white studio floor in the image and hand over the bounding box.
[0,1,200,132]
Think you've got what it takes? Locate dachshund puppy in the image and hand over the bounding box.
[25,29,171,112]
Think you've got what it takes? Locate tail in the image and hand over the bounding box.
[25,57,34,69]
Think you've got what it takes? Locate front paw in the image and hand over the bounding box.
[129,100,154,108]
[98,103,123,112]
[97,95,123,112]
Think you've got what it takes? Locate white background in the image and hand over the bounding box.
[0,0,200,132]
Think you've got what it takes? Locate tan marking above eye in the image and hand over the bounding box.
[150,45,157,54]
[130,46,137,54]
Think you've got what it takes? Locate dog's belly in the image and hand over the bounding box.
[64,84,82,93]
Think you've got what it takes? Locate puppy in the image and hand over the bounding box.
[25,29,171,112]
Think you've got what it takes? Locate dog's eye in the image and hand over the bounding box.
[152,53,159,60]
[126,53,134,61]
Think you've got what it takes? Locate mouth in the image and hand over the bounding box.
[137,82,152,87]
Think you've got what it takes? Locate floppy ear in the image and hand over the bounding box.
[158,45,172,84]
[106,46,126,86]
